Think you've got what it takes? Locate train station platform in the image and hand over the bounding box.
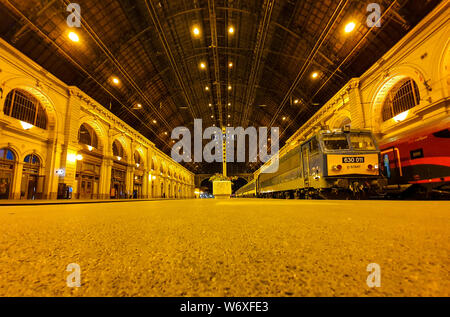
[0,198,178,207]
[0,199,448,297]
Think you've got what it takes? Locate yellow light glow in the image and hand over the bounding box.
[153,120,157,124]
[193,27,200,36]
[228,86,232,90]
[112,77,120,85]
[312,72,319,79]
[117,156,122,161]
[152,176,157,180]
[228,115,231,118]
[136,103,142,108]
[294,99,299,104]
[76,154,83,161]
[205,86,210,91]
[282,117,286,121]
[228,26,235,34]
[345,22,356,33]
[229,62,233,68]
[200,62,206,69]
[209,103,212,107]
[87,145,93,151]
[136,163,140,168]
[211,115,214,119]
[68,31,79,42]
[393,111,409,122]
[67,154,77,163]
[20,121,34,130]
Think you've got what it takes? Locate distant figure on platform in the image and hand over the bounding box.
[110,187,116,199]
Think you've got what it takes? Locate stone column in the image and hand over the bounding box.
[11,161,23,200]
[100,158,113,200]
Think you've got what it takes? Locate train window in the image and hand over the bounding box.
[433,129,450,138]
[323,135,349,150]
[310,138,319,154]
[350,134,376,150]
[410,149,424,160]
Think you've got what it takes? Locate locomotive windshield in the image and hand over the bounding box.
[350,134,376,150]
[322,135,349,150]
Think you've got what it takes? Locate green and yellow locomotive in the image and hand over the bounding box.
[237,129,387,199]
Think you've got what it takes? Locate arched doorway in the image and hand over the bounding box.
[76,124,102,200]
[0,148,16,200]
[161,182,165,198]
[111,140,127,199]
[21,154,44,200]
[200,178,213,195]
[133,151,144,199]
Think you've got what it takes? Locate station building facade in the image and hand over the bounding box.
[256,2,449,178]
[0,39,195,201]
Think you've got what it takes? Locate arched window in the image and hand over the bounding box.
[78,124,98,148]
[112,140,124,158]
[23,154,41,176]
[3,89,47,129]
[0,148,15,161]
[382,78,420,122]
[24,154,40,165]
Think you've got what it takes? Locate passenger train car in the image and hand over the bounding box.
[236,129,387,199]
[379,120,450,199]
[235,179,256,198]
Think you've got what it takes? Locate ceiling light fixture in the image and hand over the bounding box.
[200,62,206,69]
[345,22,356,33]
[228,26,235,34]
[112,77,120,85]
[68,31,80,43]
[312,72,319,79]
[229,62,233,68]
[193,27,200,36]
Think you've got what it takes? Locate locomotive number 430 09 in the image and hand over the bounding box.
[342,157,365,164]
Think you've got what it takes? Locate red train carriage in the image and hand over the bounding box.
[379,121,450,198]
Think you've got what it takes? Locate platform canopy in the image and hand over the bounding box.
[0,0,441,173]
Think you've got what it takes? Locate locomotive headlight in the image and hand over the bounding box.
[333,165,343,171]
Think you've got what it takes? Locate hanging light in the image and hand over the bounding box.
[68,31,80,42]
[345,22,356,33]
[192,26,201,37]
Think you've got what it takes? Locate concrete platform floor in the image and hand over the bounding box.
[0,199,448,297]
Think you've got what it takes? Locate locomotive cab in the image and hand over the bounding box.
[316,130,386,195]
